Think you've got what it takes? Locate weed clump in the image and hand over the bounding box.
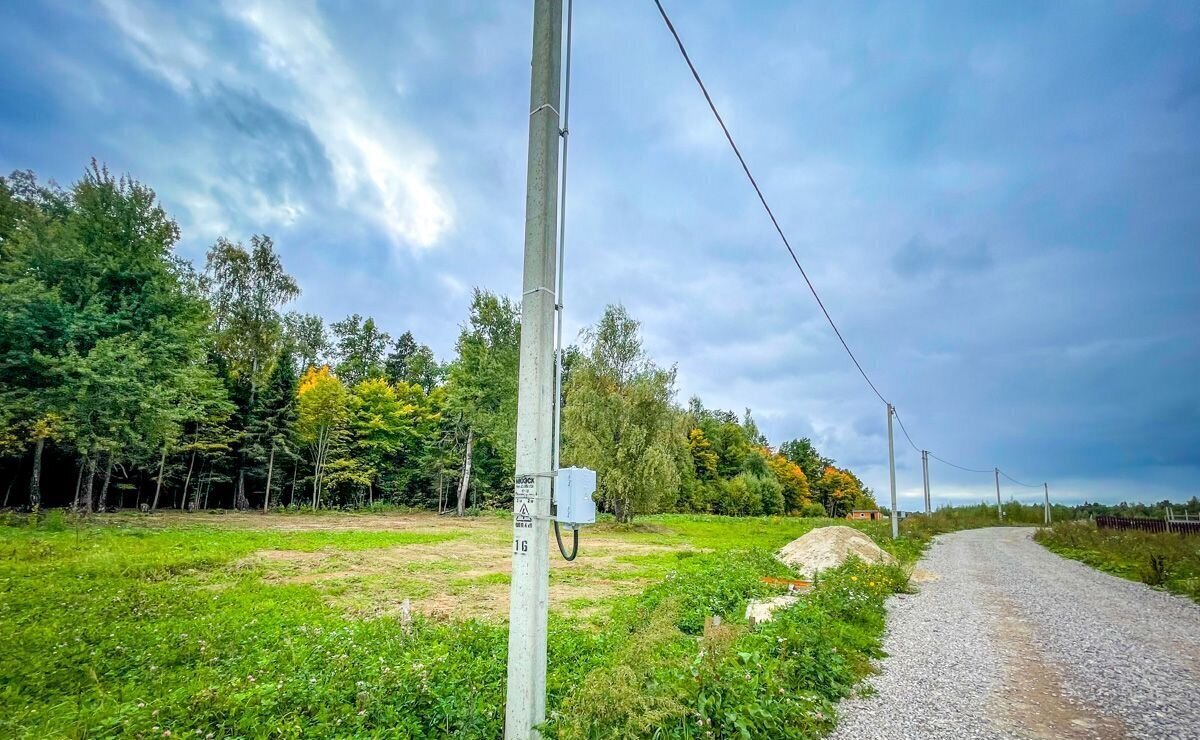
[638,548,795,634]
[1140,553,1169,586]
[1035,521,1199,601]
[546,553,910,739]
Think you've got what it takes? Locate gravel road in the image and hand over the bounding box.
[829,527,1200,740]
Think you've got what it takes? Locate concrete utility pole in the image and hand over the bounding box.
[505,1,562,737]
[994,467,1002,520]
[887,404,898,539]
[1044,482,1051,525]
[921,450,931,514]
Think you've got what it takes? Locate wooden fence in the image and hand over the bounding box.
[1095,516,1200,535]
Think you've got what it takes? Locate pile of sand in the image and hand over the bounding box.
[776,525,895,578]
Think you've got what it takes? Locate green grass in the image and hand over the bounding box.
[1034,520,1200,602]
[598,513,921,563]
[898,501,1051,541]
[547,555,910,738]
[1,510,931,738]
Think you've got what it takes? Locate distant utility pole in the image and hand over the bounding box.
[887,404,898,538]
[505,0,563,737]
[921,450,931,514]
[1043,482,1051,525]
[994,467,1002,520]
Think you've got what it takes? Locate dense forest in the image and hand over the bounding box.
[0,164,878,522]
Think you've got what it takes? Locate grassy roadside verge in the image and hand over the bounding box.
[1,511,929,738]
[1034,521,1200,602]
[544,552,909,738]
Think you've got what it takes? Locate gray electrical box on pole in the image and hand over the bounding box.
[557,467,596,528]
[887,404,898,539]
[505,0,563,737]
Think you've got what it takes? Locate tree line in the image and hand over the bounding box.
[1069,498,1200,520]
[0,164,876,522]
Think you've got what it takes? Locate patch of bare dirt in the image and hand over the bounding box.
[255,549,325,563]
[412,579,640,621]
[239,531,680,620]
[991,599,1125,739]
[909,566,939,583]
[107,509,510,534]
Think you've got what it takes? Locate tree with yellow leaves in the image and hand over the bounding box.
[763,448,811,514]
[296,365,350,508]
[813,465,877,517]
[688,427,718,480]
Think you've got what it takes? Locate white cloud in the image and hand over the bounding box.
[437,272,469,300]
[98,0,452,251]
[227,0,451,250]
[98,0,213,93]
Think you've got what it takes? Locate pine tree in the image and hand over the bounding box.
[247,348,299,510]
[386,331,444,392]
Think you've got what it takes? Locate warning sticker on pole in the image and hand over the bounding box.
[514,474,535,503]
[515,502,533,529]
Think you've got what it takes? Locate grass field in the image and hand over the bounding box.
[1,510,924,739]
[1034,520,1200,602]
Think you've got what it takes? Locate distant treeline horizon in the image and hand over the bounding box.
[917,499,1200,520]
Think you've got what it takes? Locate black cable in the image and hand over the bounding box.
[654,0,1049,490]
[552,0,580,566]
[891,409,922,454]
[999,470,1040,488]
[652,0,887,406]
[928,452,993,474]
[897,408,1001,477]
[554,519,579,561]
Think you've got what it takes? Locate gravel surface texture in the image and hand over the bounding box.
[829,527,1200,740]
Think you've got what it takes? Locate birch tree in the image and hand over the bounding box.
[331,314,390,386]
[444,290,520,514]
[296,366,349,509]
[205,235,298,509]
[283,312,329,375]
[563,305,685,523]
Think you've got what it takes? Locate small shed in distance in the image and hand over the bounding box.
[847,509,883,521]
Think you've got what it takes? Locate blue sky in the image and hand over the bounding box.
[2,0,1198,508]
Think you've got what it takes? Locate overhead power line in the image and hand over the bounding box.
[899,406,998,473]
[999,470,1041,488]
[652,0,1046,492]
[891,409,922,454]
[929,452,993,475]
[652,0,887,406]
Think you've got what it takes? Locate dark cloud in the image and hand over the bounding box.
[198,84,335,215]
